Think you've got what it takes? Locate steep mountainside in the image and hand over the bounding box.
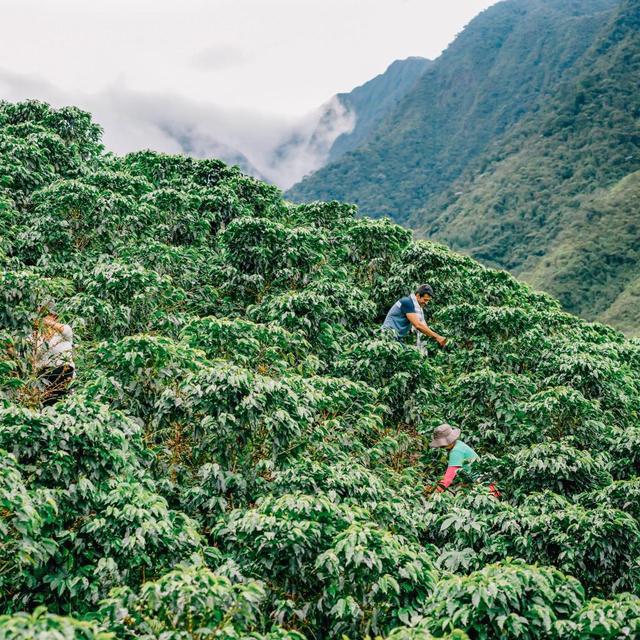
[327,56,432,162]
[1,100,640,639]
[524,172,640,331]
[287,0,619,221]
[414,0,640,334]
[268,57,431,187]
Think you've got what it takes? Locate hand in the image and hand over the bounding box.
[423,485,435,495]
[437,336,447,348]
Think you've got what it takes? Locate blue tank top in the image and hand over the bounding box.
[382,296,415,337]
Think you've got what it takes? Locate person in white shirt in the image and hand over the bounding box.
[31,302,75,406]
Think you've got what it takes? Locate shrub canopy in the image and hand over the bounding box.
[1,100,639,639]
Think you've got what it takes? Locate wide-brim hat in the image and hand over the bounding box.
[429,423,461,448]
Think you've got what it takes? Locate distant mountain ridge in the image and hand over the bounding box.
[265,56,431,188]
[286,0,640,335]
[166,56,431,189]
[287,0,620,219]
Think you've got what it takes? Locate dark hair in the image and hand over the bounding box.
[416,284,434,298]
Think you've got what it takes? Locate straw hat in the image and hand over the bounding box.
[429,423,461,448]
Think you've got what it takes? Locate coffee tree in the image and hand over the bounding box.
[1,100,640,639]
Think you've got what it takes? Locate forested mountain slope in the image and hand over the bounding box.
[287,0,619,220]
[268,57,432,187]
[415,0,640,335]
[327,57,432,163]
[1,101,640,639]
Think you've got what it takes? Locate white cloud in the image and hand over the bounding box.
[264,95,356,188]
[0,68,354,188]
[0,0,498,116]
[0,0,499,185]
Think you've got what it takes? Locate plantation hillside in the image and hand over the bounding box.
[287,0,640,334]
[1,100,640,639]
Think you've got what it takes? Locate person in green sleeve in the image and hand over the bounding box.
[428,423,499,496]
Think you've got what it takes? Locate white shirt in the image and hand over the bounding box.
[33,324,75,370]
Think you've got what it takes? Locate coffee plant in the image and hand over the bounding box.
[1,100,639,638]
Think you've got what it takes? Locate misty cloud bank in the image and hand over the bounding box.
[0,68,356,189]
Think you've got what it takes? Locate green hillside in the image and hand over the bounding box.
[1,100,640,639]
[286,0,640,334]
[287,0,619,220]
[328,57,432,163]
[414,0,640,335]
[526,171,640,331]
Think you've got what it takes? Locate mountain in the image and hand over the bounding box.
[2,99,640,639]
[327,56,432,162]
[257,56,432,188]
[287,0,620,219]
[285,0,639,333]
[524,172,640,333]
[413,0,640,335]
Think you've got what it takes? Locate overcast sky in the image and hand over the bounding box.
[1,0,499,186]
[2,0,498,115]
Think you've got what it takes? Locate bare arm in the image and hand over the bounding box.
[406,312,447,346]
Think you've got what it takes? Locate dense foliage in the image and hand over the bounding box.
[418,0,640,335]
[1,99,640,639]
[328,57,432,163]
[287,0,640,335]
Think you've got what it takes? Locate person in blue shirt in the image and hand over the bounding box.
[382,284,447,347]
